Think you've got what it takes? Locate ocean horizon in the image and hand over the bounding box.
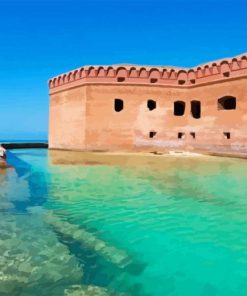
[0,139,48,143]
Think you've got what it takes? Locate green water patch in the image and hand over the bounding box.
[0,213,83,296]
[45,210,140,269]
[53,228,146,295]
[64,285,110,296]
[44,209,148,295]
[0,208,125,295]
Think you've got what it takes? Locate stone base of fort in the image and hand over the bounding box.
[48,145,247,162]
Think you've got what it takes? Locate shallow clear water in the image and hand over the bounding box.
[1,149,247,295]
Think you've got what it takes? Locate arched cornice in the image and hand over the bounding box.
[48,52,247,89]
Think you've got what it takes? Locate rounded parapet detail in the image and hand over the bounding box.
[220,61,231,77]
[177,70,187,85]
[231,58,240,70]
[116,67,128,82]
[106,66,115,77]
[79,68,86,78]
[48,52,247,90]
[204,65,211,76]
[97,66,105,77]
[139,67,148,78]
[188,70,196,84]
[241,55,247,68]
[212,63,219,74]
[129,67,138,78]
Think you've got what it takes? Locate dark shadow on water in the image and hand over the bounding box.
[53,229,150,296]
[64,216,148,277]
[6,150,31,177]
[2,150,49,213]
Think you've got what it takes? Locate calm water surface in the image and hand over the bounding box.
[1,149,247,296]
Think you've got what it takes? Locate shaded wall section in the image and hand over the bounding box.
[49,86,87,150]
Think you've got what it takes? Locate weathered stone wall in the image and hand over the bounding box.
[49,86,87,150]
[84,84,186,151]
[187,78,247,152]
[48,53,247,152]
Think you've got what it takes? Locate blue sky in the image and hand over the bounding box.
[0,0,247,140]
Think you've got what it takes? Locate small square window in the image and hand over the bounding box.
[223,132,230,139]
[178,132,185,139]
[223,72,230,77]
[149,131,157,138]
[190,132,196,139]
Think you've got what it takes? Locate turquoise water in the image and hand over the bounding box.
[1,149,247,295]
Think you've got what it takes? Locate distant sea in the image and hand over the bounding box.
[0,140,48,143]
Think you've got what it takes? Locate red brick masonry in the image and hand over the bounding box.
[48,53,247,153]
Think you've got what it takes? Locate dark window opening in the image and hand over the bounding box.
[117,77,125,82]
[114,98,124,112]
[224,132,231,139]
[218,96,236,110]
[174,101,185,116]
[150,78,158,83]
[147,99,156,111]
[191,100,201,119]
[190,79,196,84]
[223,72,230,77]
[178,132,185,139]
[149,131,157,138]
[178,80,186,85]
[190,132,196,139]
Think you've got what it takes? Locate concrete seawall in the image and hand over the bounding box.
[0,143,48,168]
[1,143,48,149]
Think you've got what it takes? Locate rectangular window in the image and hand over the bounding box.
[190,132,196,139]
[191,100,201,119]
[114,98,124,112]
[174,101,185,116]
[150,78,158,83]
[218,96,236,110]
[117,77,125,82]
[147,100,156,110]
